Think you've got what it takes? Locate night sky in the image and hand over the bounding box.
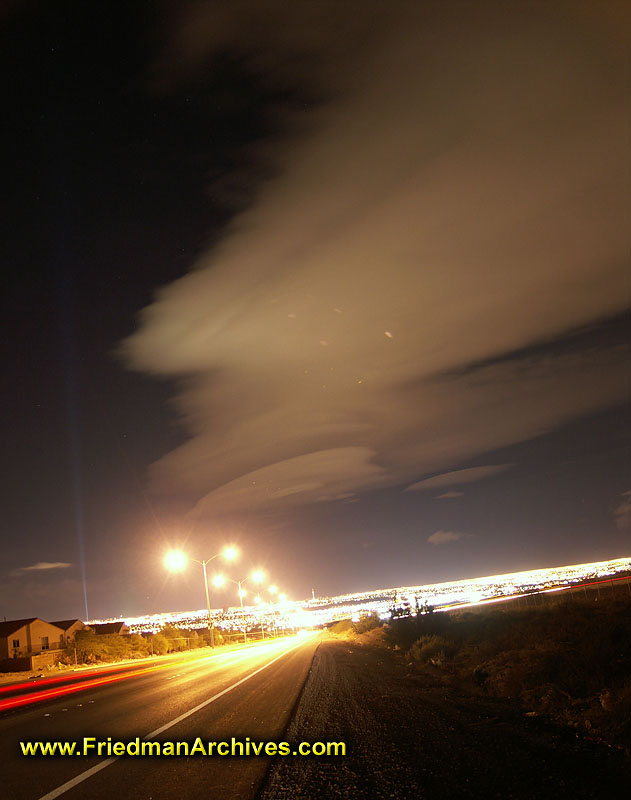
[2,1,629,621]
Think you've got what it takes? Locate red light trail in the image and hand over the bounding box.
[0,655,202,713]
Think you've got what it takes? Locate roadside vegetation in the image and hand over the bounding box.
[61,624,217,665]
[329,613,382,638]
[329,591,631,750]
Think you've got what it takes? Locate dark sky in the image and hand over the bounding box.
[2,0,629,621]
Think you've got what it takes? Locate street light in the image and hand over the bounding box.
[254,594,266,639]
[276,593,288,636]
[163,545,238,648]
[163,550,187,572]
[213,570,266,643]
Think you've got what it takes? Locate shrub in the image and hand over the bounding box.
[353,613,382,635]
[329,619,354,635]
[212,629,224,646]
[409,635,456,664]
[69,631,134,663]
[150,633,169,655]
[160,625,191,652]
[129,634,150,658]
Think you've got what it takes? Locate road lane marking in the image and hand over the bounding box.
[3,639,276,703]
[3,642,283,713]
[36,636,313,800]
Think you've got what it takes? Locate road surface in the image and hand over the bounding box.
[4,634,629,800]
[0,635,318,800]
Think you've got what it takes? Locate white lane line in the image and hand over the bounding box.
[37,637,311,800]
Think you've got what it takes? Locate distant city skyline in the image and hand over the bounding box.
[88,555,631,633]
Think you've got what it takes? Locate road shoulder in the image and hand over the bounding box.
[260,637,631,799]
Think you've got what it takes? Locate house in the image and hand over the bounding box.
[90,622,130,636]
[0,618,64,659]
[51,619,89,646]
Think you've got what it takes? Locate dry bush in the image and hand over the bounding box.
[329,619,355,636]
[387,593,631,747]
[410,635,457,665]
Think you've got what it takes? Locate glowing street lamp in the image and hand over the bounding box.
[222,545,239,562]
[163,545,238,647]
[163,550,187,573]
[212,574,226,589]
[230,570,266,610]
[214,569,267,643]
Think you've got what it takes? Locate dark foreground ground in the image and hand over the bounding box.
[260,637,631,800]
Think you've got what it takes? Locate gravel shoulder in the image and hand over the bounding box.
[260,636,630,799]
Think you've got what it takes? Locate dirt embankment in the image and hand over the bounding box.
[327,593,631,753]
[260,637,630,799]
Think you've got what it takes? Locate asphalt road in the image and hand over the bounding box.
[0,635,318,800]
[6,634,628,800]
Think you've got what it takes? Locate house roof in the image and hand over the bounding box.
[91,622,129,635]
[0,618,40,637]
[51,619,85,631]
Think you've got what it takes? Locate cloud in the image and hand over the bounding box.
[190,447,387,516]
[427,531,472,546]
[437,491,464,499]
[406,465,512,492]
[11,562,72,576]
[614,491,631,530]
[122,2,629,520]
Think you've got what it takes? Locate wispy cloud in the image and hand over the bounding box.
[406,465,512,493]
[427,531,472,546]
[121,2,628,520]
[437,491,464,499]
[12,562,72,576]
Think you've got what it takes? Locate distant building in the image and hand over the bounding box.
[0,618,64,659]
[51,619,89,646]
[90,622,130,636]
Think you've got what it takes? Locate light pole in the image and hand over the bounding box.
[278,593,288,636]
[213,570,265,643]
[267,585,278,637]
[164,546,238,648]
[254,594,265,639]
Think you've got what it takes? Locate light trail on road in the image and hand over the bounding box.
[36,634,316,800]
[0,636,312,713]
[1,631,320,800]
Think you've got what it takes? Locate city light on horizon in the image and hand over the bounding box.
[112,554,631,635]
